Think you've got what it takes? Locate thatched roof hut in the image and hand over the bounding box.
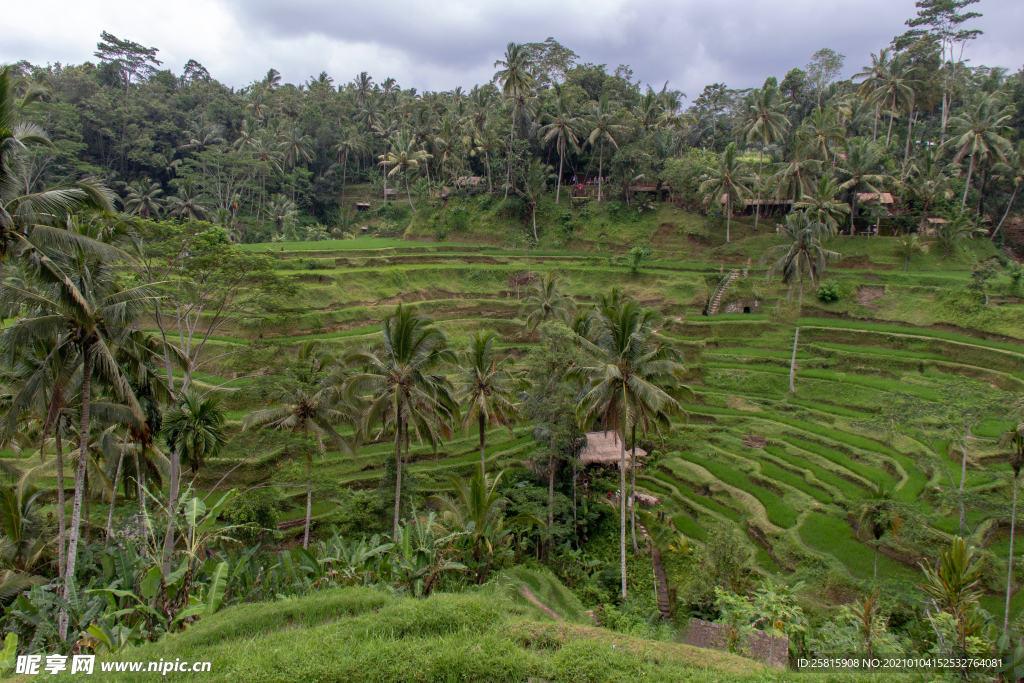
[579,432,647,468]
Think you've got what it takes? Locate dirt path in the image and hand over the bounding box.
[518,585,563,622]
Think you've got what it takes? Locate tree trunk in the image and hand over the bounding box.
[873,544,879,582]
[872,103,879,142]
[556,144,563,204]
[162,441,181,577]
[105,436,128,542]
[789,327,799,394]
[504,114,515,200]
[485,151,493,193]
[406,173,414,210]
[479,412,487,474]
[885,93,896,146]
[548,452,555,555]
[55,425,66,579]
[532,206,538,243]
[850,188,859,235]
[725,199,731,243]
[904,107,915,165]
[134,444,146,538]
[1005,472,1019,632]
[393,417,403,538]
[630,423,638,554]
[303,456,312,550]
[962,154,975,206]
[62,348,92,639]
[754,150,763,233]
[620,403,627,600]
[341,152,348,208]
[598,142,604,202]
[959,441,968,536]
[992,186,1019,241]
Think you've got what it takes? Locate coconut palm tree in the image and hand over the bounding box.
[574,296,684,599]
[795,176,850,234]
[944,93,1014,207]
[991,141,1024,241]
[870,52,920,147]
[853,47,892,141]
[539,90,581,205]
[998,419,1024,631]
[856,483,894,581]
[265,194,296,238]
[333,127,367,208]
[771,139,822,205]
[516,159,553,243]
[798,107,845,164]
[493,43,536,199]
[699,142,753,243]
[894,232,928,271]
[910,147,954,231]
[345,305,457,537]
[934,207,986,258]
[452,331,524,473]
[760,211,842,306]
[584,96,627,202]
[123,178,163,219]
[519,272,574,332]
[836,138,885,235]
[1,240,154,631]
[163,389,227,477]
[380,129,431,210]
[166,178,207,221]
[243,365,355,548]
[740,86,789,232]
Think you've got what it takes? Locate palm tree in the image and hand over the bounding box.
[760,211,842,306]
[798,107,845,164]
[519,272,574,332]
[539,90,581,205]
[771,139,822,205]
[166,178,207,221]
[910,148,954,231]
[934,207,986,258]
[575,296,684,598]
[452,331,524,473]
[584,96,627,202]
[853,47,892,141]
[894,232,927,271]
[333,127,366,208]
[516,160,552,243]
[243,367,355,548]
[265,194,296,238]
[163,389,227,476]
[699,142,753,243]
[493,43,536,199]
[998,419,1024,632]
[352,71,373,106]
[1,239,153,630]
[836,138,885,235]
[279,125,314,201]
[870,52,920,147]
[345,305,457,537]
[944,93,1014,207]
[741,86,789,232]
[991,141,1024,241]
[856,483,894,581]
[123,178,163,219]
[795,176,850,234]
[380,129,431,209]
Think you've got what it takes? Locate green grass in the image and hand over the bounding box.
[756,459,832,504]
[239,237,474,252]
[649,469,744,523]
[763,446,867,500]
[799,512,916,581]
[676,453,798,528]
[781,437,896,488]
[811,342,951,362]
[797,317,1024,355]
[671,514,708,542]
[796,369,941,401]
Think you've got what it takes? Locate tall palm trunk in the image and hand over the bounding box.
[754,150,763,233]
[393,416,403,538]
[485,150,493,193]
[598,142,604,202]
[556,142,563,204]
[962,154,975,206]
[1005,471,1019,632]
[505,110,516,200]
[55,425,66,579]
[62,348,91,640]
[992,185,1019,241]
[904,107,915,165]
[630,423,638,554]
[532,205,538,243]
[548,451,555,555]
[406,173,414,210]
[162,442,181,577]
[133,445,146,537]
[619,413,627,600]
[341,152,348,208]
[886,93,897,146]
[872,103,879,141]
[725,198,731,243]
[303,456,312,550]
[479,412,487,473]
[873,544,879,582]
[105,436,128,541]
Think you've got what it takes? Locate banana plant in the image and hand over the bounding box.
[388,513,467,597]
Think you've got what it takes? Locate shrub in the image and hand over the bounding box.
[816,281,840,302]
[500,196,527,219]
[448,206,470,232]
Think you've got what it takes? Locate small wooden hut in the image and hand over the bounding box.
[579,432,647,469]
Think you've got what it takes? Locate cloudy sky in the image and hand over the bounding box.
[5,0,1023,103]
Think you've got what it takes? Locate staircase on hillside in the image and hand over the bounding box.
[706,269,740,315]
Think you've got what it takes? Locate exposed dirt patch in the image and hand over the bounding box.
[518,585,563,622]
[856,285,886,308]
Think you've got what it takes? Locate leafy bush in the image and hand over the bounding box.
[816,281,840,302]
[223,489,281,543]
[500,196,527,219]
[448,206,470,232]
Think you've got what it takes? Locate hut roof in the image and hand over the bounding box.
[579,432,647,467]
[926,217,946,224]
[856,192,894,205]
